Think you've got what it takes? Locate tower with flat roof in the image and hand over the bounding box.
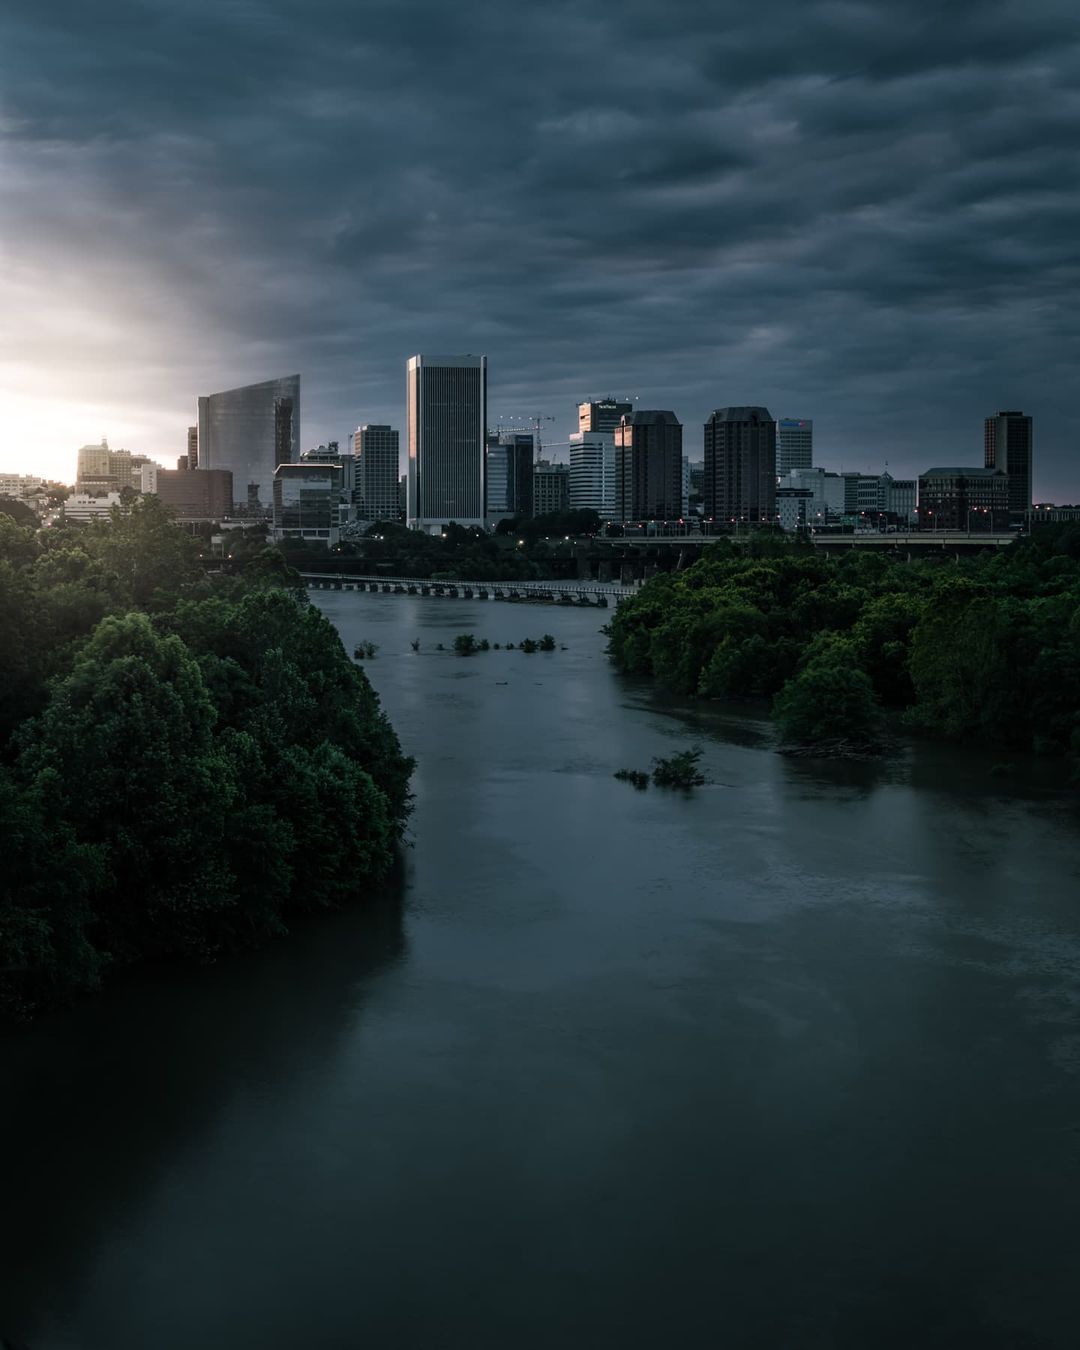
[407,354,487,531]
[984,409,1032,519]
[197,375,300,513]
[704,407,776,524]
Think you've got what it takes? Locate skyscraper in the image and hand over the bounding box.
[355,424,401,521]
[777,418,813,473]
[984,409,1033,518]
[579,398,633,435]
[407,354,487,530]
[187,425,199,470]
[76,439,112,488]
[197,374,300,513]
[569,431,616,519]
[614,411,683,522]
[485,432,533,521]
[704,407,776,524]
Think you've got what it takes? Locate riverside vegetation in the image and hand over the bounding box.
[0,498,413,1018]
[606,527,1080,767]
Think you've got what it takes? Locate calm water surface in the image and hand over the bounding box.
[3,592,1080,1349]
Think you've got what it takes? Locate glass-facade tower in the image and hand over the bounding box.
[777,418,813,473]
[197,375,301,514]
[407,355,487,530]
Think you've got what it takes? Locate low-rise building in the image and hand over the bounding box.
[64,492,123,523]
[917,467,1010,531]
[272,462,341,546]
[0,474,45,499]
[155,469,233,520]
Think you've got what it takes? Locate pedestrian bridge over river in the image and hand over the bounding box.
[300,573,627,606]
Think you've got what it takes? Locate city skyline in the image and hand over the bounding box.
[2,1,1079,499]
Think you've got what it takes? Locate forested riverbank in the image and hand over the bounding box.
[0,500,413,1018]
[606,527,1080,766]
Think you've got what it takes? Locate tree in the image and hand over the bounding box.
[17,612,238,961]
[0,497,40,529]
[773,655,883,748]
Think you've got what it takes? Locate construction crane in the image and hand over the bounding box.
[531,414,555,461]
[494,413,556,462]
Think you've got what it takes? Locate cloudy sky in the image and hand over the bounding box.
[1,0,1078,496]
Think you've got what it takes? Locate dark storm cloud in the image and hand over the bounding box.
[2,0,1079,492]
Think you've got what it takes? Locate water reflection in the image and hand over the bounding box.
[0,870,407,1348]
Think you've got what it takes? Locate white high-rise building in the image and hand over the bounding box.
[777,418,813,473]
[569,431,616,520]
[407,354,487,532]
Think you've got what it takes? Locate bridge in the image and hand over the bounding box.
[809,532,1016,554]
[299,573,628,606]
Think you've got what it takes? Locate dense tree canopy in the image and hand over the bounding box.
[0,497,413,1017]
[607,528,1080,766]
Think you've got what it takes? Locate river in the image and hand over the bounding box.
[2,592,1079,1349]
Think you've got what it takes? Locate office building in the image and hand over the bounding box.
[485,432,533,522]
[197,374,300,514]
[984,409,1033,518]
[76,440,112,486]
[0,474,45,499]
[614,411,683,522]
[64,492,123,522]
[615,410,683,521]
[299,445,353,504]
[532,460,570,516]
[407,354,487,531]
[569,431,616,519]
[703,407,776,524]
[579,399,633,435]
[777,419,813,473]
[272,462,341,546]
[917,468,1010,531]
[187,425,199,469]
[75,440,155,493]
[355,425,401,521]
[840,470,917,525]
[775,468,846,531]
[151,468,233,520]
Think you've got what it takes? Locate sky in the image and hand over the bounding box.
[1,0,1078,498]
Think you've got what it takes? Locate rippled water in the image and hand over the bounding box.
[2,592,1079,1349]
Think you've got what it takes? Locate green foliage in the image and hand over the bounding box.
[539,634,556,651]
[608,533,1080,766]
[0,498,40,529]
[0,508,413,1018]
[453,633,480,656]
[520,638,538,653]
[773,656,884,748]
[614,768,650,789]
[651,747,706,789]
